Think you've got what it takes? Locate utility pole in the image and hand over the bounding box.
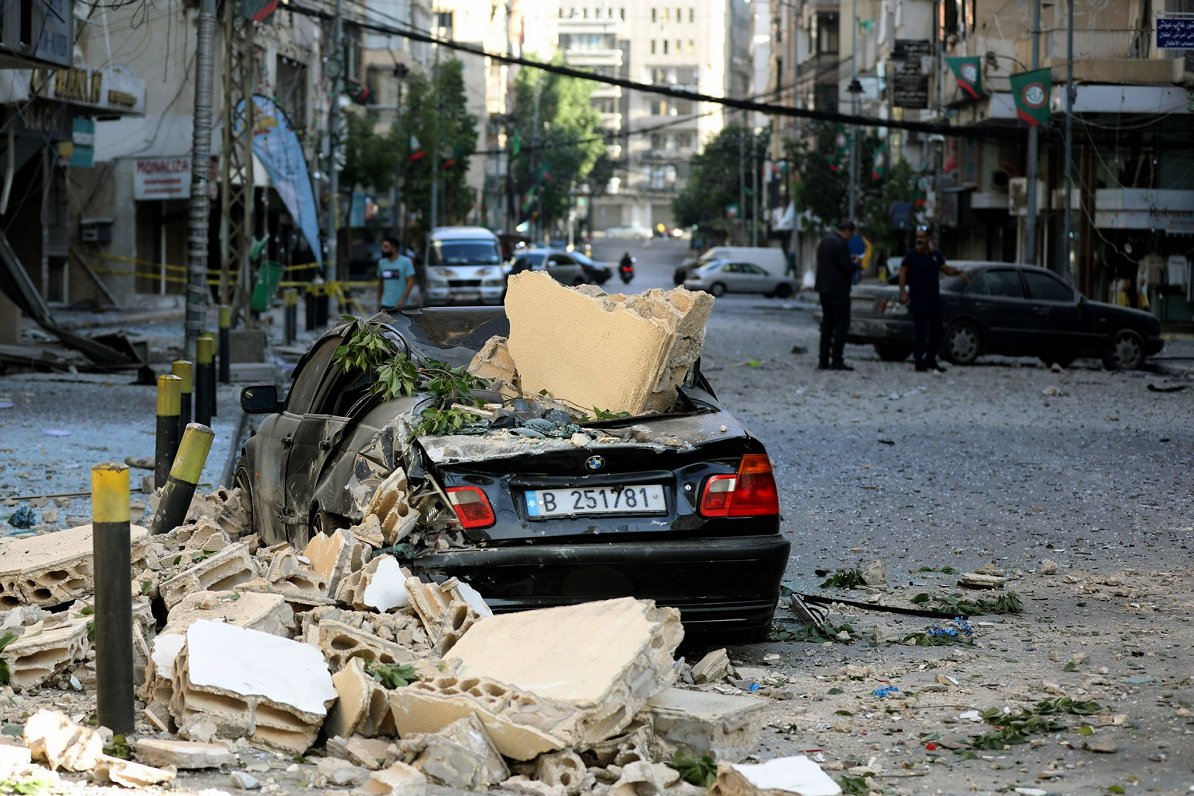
[750,130,759,246]
[185,0,217,359]
[531,81,542,243]
[738,114,746,244]
[1025,0,1041,265]
[325,0,344,287]
[1062,0,1075,280]
[846,0,860,223]
[390,63,408,241]
[430,42,441,231]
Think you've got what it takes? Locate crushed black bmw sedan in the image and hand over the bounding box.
[236,309,790,640]
[848,261,1164,369]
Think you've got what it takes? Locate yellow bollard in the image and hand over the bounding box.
[154,374,182,491]
[196,334,215,426]
[172,359,193,431]
[91,462,134,734]
[150,423,216,535]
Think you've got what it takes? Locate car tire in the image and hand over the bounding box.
[1103,329,1145,371]
[233,462,255,535]
[774,284,793,299]
[709,282,727,297]
[943,320,981,365]
[874,344,912,362]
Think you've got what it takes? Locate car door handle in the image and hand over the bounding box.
[281,435,293,447]
[319,439,332,451]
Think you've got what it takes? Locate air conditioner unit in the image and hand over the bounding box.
[1008,178,1045,217]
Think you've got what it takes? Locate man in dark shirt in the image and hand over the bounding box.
[815,219,858,370]
[898,226,968,372]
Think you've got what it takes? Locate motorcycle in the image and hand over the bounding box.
[618,255,635,284]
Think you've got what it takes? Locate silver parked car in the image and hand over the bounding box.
[684,259,798,299]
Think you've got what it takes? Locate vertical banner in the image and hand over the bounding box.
[236,95,323,267]
[945,56,984,99]
[1010,68,1053,127]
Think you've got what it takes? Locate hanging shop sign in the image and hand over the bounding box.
[31,65,146,116]
[134,157,191,200]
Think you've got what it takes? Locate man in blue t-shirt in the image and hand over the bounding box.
[898,226,968,372]
[376,236,416,312]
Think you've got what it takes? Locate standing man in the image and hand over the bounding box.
[898,225,968,372]
[815,219,858,370]
[377,236,416,313]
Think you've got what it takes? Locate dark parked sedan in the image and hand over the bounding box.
[848,261,1163,369]
[236,310,791,640]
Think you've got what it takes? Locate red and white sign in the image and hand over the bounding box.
[134,157,191,200]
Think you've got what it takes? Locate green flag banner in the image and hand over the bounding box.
[946,56,983,99]
[1010,68,1052,127]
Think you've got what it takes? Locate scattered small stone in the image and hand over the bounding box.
[1039,559,1058,575]
[230,771,262,790]
[1083,738,1118,754]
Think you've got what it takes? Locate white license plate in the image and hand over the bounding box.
[525,485,666,518]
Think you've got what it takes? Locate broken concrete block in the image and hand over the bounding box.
[363,468,419,545]
[257,543,329,599]
[159,543,258,609]
[709,756,842,796]
[610,760,681,796]
[133,738,235,770]
[444,597,683,745]
[862,559,886,586]
[325,658,394,739]
[398,713,508,790]
[535,751,591,795]
[305,529,370,595]
[350,515,386,548]
[0,523,148,608]
[315,619,421,675]
[170,619,337,754]
[646,688,768,759]
[23,709,103,772]
[316,756,370,788]
[176,486,251,539]
[404,576,490,654]
[958,572,1007,589]
[178,515,232,553]
[140,632,185,723]
[504,272,713,415]
[162,589,294,637]
[94,754,176,787]
[300,606,432,654]
[467,336,520,397]
[388,673,574,761]
[345,736,397,770]
[337,555,410,613]
[3,616,91,690]
[691,649,732,685]
[359,761,427,796]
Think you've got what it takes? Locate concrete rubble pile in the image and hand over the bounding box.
[0,479,840,795]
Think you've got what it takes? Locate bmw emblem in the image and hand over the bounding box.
[585,455,605,472]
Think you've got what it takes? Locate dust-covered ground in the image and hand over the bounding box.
[1,239,1192,795]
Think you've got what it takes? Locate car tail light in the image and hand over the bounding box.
[446,486,496,529]
[698,454,780,518]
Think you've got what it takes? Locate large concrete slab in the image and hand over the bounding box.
[646,688,768,759]
[0,524,148,608]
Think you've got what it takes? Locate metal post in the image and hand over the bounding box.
[151,423,215,535]
[751,131,758,247]
[1062,0,1075,280]
[91,462,133,734]
[195,335,214,427]
[430,42,442,231]
[171,359,193,432]
[283,287,298,345]
[218,305,231,384]
[326,0,344,291]
[1025,0,1042,265]
[738,116,746,244]
[847,0,859,223]
[185,0,218,359]
[154,374,182,491]
[390,66,407,240]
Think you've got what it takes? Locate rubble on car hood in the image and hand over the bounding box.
[0,483,842,795]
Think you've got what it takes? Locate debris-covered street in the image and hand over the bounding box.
[1,240,1192,795]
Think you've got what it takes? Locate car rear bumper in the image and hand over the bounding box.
[847,317,912,344]
[405,533,791,637]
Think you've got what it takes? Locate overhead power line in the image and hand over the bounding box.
[284,2,1038,143]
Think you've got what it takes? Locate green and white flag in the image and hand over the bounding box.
[1010,68,1052,127]
[946,56,984,99]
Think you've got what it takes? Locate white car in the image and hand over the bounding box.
[684,259,798,299]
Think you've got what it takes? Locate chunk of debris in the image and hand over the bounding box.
[23,709,103,772]
[3,616,91,690]
[646,688,768,759]
[359,760,428,796]
[170,619,337,754]
[444,597,683,745]
[159,543,258,609]
[467,336,520,398]
[337,555,411,612]
[344,736,398,770]
[93,755,176,787]
[312,619,420,673]
[315,756,370,788]
[397,713,509,790]
[256,543,329,598]
[405,576,491,654]
[162,589,294,637]
[364,468,419,545]
[691,648,732,685]
[534,750,592,794]
[0,524,148,608]
[503,271,714,415]
[132,738,235,770]
[862,559,886,586]
[305,528,370,595]
[709,756,842,796]
[610,760,681,796]
[958,572,1008,590]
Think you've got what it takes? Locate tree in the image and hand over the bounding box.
[508,63,605,235]
[341,112,398,194]
[394,58,478,228]
[672,124,767,245]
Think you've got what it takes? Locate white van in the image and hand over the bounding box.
[422,227,505,306]
[697,246,791,277]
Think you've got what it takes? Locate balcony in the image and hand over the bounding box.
[1015,29,1184,85]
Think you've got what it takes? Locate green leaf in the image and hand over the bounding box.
[665,752,717,787]
[366,662,420,689]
